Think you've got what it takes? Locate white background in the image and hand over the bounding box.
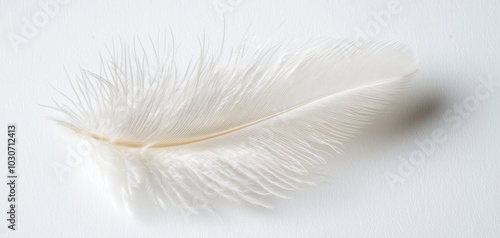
[1,0,499,237]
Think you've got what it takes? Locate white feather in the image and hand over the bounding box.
[50,38,417,216]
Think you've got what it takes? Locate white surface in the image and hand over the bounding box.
[1,0,499,237]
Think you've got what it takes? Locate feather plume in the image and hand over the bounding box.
[49,38,417,216]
